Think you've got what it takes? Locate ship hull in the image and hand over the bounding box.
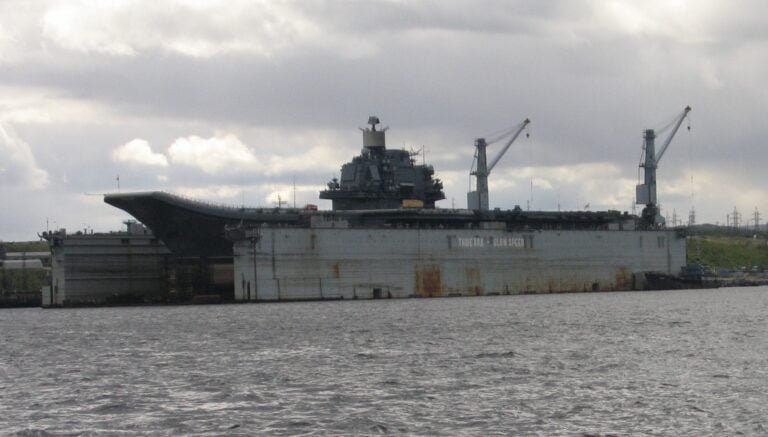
[104,192,301,258]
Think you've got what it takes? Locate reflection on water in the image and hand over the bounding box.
[2,287,768,435]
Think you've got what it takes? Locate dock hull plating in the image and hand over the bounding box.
[232,227,685,301]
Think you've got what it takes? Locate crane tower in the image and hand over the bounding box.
[636,106,691,227]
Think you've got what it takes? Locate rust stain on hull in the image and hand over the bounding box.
[547,278,557,293]
[615,267,631,290]
[465,266,484,296]
[415,266,443,297]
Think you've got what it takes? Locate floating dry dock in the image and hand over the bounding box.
[227,209,686,301]
[41,224,171,307]
[99,116,690,304]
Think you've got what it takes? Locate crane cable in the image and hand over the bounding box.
[686,111,695,224]
[481,124,518,145]
[654,111,683,136]
[482,120,530,145]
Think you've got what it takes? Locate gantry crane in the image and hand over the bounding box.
[636,106,691,227]
[467,118,530,211]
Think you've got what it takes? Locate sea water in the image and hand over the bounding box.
[2,287,767,435]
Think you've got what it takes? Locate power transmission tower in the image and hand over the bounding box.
[688,207,696,227]
[754,207,761,231]
[731,206,741,229]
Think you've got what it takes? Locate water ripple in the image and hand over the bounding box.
[2,288,768,434]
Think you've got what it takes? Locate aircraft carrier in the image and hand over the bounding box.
[105,115,690,299]
[104,116,447,258]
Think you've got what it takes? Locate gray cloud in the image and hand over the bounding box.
[1,0,767,239]
[0,124,49,190]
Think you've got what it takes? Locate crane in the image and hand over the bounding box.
[636,105,691,227]
[467,118,530,211]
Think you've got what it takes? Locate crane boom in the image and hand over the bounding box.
[655,106,691,165]
[467,117,530,211]
[487,118,531,174]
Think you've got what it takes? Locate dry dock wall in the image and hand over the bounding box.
[44,234,171,307]
[232,227,686,301]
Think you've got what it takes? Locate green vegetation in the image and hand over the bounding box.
[0,269,48,294]
[1,240,50,295]
[3,241,49,252]
[687,235,768,271]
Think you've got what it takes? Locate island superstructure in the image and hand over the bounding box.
[319,116,445,210]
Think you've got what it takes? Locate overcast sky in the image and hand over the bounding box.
[1,0,766,241]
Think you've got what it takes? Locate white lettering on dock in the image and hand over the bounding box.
[456,237,525,248]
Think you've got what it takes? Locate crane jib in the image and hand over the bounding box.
[468,118,530,211]
[655,106,692,165]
